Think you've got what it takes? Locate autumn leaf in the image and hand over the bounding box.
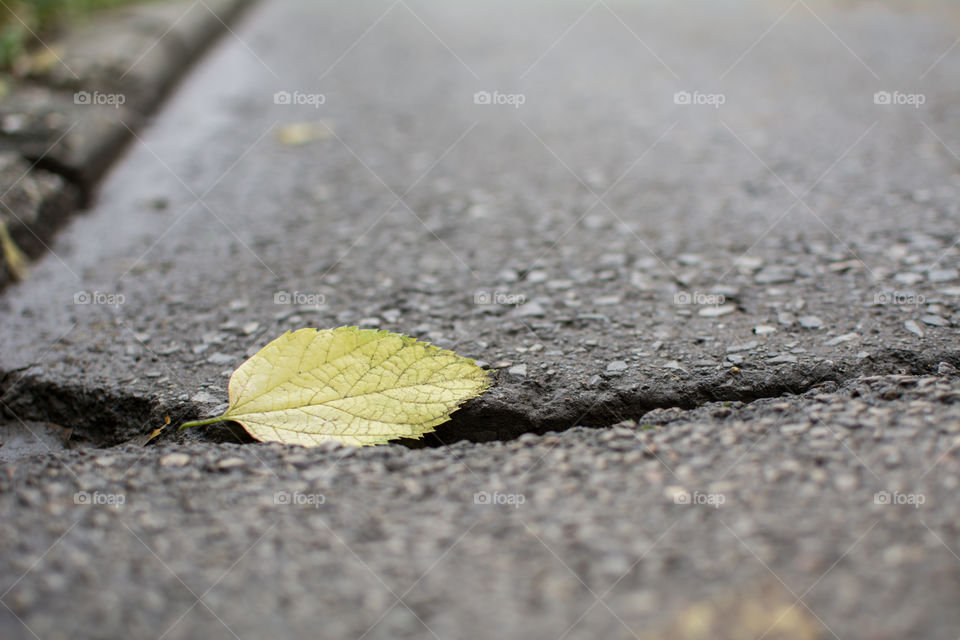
[274,121,331,146]
[639,580,821,640]
[180,327,489,446]
[0,218,28,281]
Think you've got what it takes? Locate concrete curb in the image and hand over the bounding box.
[0,0,258,288]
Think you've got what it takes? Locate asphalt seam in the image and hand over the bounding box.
[2,346,957,450]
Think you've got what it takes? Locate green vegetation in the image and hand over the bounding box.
[0,0,144,70]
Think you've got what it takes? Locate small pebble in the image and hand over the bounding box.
[835,474,859,492]
[517,302,545,317]
[578,313,609,323]
[606,360,628,373]
[928,268,959,283]
[498,269,519,283]
[698,304,735,318]
[217,457,246,470]
[825,333,859,346]
[753,325,776,336]
[629,272,654,290]
[797,316,823,329]
[894,272,924,285]
[735,256,764,271]
[600,253,627,267]
[921,315,950,327]
[781,423,809,435]
[507,364,528,377]
[754,266,795,284]
[904,320,925,338]
[160,453,191,468]
[595,295,622,306]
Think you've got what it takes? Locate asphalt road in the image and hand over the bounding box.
[2,1,960,638]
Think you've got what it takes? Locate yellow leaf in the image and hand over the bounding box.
[0,218,28,281]
[274,122,331,146]
[642,580,822,640]
[180,327,489,446]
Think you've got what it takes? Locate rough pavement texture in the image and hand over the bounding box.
[3,376,960,639]
[1,0,960,638]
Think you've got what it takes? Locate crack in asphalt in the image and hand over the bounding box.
[1,346,957,450]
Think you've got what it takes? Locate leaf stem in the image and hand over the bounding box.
[179,415,227,430]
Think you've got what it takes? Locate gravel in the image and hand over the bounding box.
[3,375,960,638]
